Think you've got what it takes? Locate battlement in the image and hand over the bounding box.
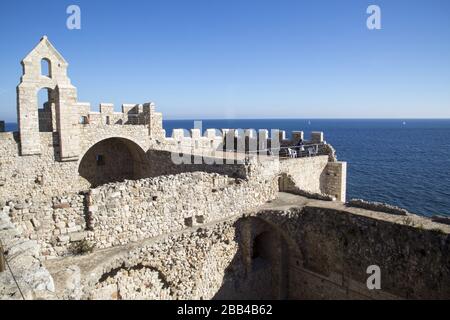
[162,128,329,159]
[76,102,159,126]
[165,128,324,144]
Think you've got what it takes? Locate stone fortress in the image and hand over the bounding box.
[0,37,449,300]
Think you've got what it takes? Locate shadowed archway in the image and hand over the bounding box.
[78,137,148,187]
[212,216,295,300]
[37,87,56,132]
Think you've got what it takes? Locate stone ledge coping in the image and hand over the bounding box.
[346,199,408,216]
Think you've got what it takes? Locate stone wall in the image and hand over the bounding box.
[7,193,87,258]
[0,130,242,203]
[49,217,293,300]
[0,132,88,204]
[0,206,55,300]
[92,266,172,300]
[279,155,329,194]
[256,200,450,300]
[347,199,408,216]
[145,149,250,179]
[82,219,244,300]
[278,173,335,201]
[77,124,151,158]
[323,162,347,202]
[86,171,278,250]
[3,169,278,258]
[278,156,346,201]
[11,192,450,300]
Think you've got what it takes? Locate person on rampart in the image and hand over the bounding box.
[295,138,305,156]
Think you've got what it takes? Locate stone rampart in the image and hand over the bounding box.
[86,171,278,249]
[4,169,278,258]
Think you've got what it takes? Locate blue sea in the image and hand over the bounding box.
[5,119,450,217]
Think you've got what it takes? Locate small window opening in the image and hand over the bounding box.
[41,58,52,77]
[79,116,89,124]
[96,155,105,166]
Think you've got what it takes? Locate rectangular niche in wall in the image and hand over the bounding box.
[96,155,105,166]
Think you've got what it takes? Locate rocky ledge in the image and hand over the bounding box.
[346,199,408,216]
[0,205,55,300]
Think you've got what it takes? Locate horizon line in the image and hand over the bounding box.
[163,117,450,121]
[3,117,450,123]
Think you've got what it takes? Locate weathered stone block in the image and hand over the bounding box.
[57,235,70,243]
[69,232,86,242]
[53,203,70,209]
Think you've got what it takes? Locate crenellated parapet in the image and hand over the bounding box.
[159,127,345,200]
[79,103,149,126]
[162,127,330,156]
[74,101,163,132]
[164,128,223,151]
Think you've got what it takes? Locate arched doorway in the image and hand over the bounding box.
[212,217,293,300]
[78,138,148,187]
[248,219,290,300]
[37,87,55,132]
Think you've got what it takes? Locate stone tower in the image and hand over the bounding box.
[17,36,79,160]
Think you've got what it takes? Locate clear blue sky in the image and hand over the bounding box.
[0,0,450,121]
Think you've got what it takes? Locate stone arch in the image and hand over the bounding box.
[212,216,301,300]
[249,215,302,250]
[90,263,172,300]
[78,137,149,187]
[37,86,56,132]
[245,217,292,299]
